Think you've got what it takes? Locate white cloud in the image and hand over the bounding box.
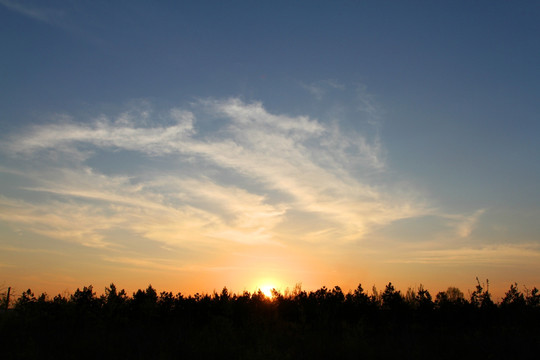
[210,98,324,135]
[8,109,195,156]
[0,97,432,249]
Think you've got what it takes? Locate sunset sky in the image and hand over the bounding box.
[1,1,539,299]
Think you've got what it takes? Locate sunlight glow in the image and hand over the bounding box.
[259,284,276,299]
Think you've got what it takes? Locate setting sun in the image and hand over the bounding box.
[259,284,276,299]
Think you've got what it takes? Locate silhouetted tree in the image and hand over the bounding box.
[381,282,403,310]
[525,287,540,307]
[131,285,158,318]
[53,293,68,305]
[158,291,175,312]
[15,289,36,309]
[71,285,97,307]
[436,286,466,310]
[446,286,465,303]
[470,278,494,309]
[103,283,126,304]
[0,286,11,311]
[4,281,540,359]
[351,283,369,304]
[415,284,433,311]
[370,285,381,306]
[501,283,525,309]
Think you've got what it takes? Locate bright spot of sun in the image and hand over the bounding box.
[259,284,276,299]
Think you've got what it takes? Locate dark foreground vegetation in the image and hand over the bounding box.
[1,280,540,359]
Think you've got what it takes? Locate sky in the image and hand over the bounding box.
[1,0,539,299]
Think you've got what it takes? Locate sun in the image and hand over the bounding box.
[259,284,276,299]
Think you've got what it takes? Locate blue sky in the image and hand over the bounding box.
[1,0,539,297]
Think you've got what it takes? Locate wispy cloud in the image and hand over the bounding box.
[301,79,345,100]
[0,0,104,45]
[445,209,486,238]
[1,97,431,251]
[0,0,65,25]
[8,108,195,157]
[383,243,540,265]
[101,255,243,274]
[0,194,115,248]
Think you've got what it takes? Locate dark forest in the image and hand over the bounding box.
[1,280,539,359]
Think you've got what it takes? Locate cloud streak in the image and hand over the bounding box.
[383,243,540,265]
[0,0,65,25]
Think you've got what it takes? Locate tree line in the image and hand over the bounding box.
[1,280,539,359]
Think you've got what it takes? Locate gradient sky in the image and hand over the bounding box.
[1,0,539,299]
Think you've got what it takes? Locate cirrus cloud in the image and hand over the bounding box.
[1,98,430,249]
